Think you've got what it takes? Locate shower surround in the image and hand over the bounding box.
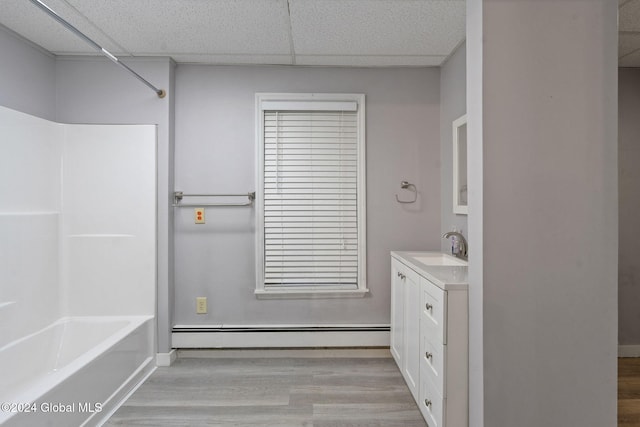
[0,106,156,426]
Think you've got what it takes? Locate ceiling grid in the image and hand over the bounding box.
[0,0,636,67]
[286,0,296,65]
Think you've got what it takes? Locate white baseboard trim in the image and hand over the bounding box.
[156,349,177,366]
[619,345,640,357]
[172,325,390,348]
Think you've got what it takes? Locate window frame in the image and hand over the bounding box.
[255,93,368,298]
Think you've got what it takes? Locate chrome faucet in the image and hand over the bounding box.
[442,231,468,260]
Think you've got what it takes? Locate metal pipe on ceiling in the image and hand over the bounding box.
[28,0,166,99]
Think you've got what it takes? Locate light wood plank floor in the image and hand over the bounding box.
[619,358,640,427]
[105,350,427,427]
[106,353,640,426]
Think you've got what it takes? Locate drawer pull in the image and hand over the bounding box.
[425,351,433,360]
[425,303,433,311]
[424,399,432,408]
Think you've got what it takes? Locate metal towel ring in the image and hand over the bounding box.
[395,181,417,204]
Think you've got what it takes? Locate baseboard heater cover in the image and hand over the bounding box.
[172,325,390,348]
[174,325,390,333]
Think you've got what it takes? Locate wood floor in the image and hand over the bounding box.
[619,358,640,427]
[105,350,427,427]
[105,353,640,426]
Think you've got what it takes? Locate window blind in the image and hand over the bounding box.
[263,110,359,288]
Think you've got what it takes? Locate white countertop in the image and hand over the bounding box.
[391,251,469,290]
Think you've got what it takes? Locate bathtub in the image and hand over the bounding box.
[0,316,155,427]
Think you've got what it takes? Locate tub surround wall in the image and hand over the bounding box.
[62,125,156,316]
[0,106,157,334]
[440,42,468,250]
[0,108,63,348]
[0,105,157,425]
[55,56,175,353]
[173,65,441,330]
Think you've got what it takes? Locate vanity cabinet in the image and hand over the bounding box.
[390,252,468,427]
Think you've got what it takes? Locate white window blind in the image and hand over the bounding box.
[262,109,361,289]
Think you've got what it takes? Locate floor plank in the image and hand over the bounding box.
[105,352,427,427]
[619,358,640,426]
[107,353,640,426]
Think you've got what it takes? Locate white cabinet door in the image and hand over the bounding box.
[390,259,404,367]
[403,266,421,399]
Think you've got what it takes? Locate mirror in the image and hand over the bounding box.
[452,114,468,215]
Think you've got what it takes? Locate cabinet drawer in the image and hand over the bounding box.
[420,370,445,427]
[421,278,447,344]
[421,333,445,394]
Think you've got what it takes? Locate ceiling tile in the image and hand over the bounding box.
[620,32,640,57]
[66,0,292,56]
[289,0,465,56]
[0,0,80,52]
[620,49,640,67]
[295,55,445,67]
[620,0,640,32]
[0,0,127,54]
[0,0,122,54]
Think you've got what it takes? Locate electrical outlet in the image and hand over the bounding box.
[196,297,207,314]
[194,208,205,224]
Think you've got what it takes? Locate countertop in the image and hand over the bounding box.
[391,251,469,291]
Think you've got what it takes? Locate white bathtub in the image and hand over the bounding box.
[0,316,155,427]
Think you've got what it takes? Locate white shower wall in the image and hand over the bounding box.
[0,106,156,348]
[0,108,63,348]
[62,125,156,316]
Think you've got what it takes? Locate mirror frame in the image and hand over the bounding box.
[452,114,468,215]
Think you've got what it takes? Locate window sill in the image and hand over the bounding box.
[255,288,369,300]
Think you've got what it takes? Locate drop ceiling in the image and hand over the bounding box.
[621,0,640,66]
[0,0,637,67]
[0,0,465,67]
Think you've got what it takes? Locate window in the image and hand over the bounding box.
[255,93,367,297]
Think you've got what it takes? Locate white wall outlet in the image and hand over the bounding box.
[194,208,205,224]
[196,297,207,314]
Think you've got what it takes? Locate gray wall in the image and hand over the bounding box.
[174,65,441,326]
[619,68,640,346]
[466,0,484,422]
[468,0,618,426]
[0,26,55,120]
[440,42,468,252]
[55,57,176,353]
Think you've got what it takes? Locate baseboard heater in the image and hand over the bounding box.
[172,325,390,348]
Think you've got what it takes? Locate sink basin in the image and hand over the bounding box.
[413,253,467,266]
